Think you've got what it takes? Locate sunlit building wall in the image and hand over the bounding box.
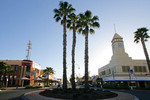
[0,60,41,86]
[98,33,150,88]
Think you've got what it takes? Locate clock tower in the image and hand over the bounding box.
[111,33,125,55]
[111,33,131,61]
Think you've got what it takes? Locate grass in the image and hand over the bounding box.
[39,88,118,100]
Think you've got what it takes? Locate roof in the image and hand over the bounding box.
[112,33,122,39]
[111,33,123,43]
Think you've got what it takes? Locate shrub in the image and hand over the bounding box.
[44,84,52,87]
[146,85,150,90]
[25,85,34,89]
[0,85,4,88]
[25,85,43,89]
[39,88,118,100]
[44,85,50,87]
[103,84,130,90]
[34,86,43,88]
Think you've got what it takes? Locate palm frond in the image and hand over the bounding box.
[89,28,95,34]
[53,9,60,14]
[56,17,61,22]
[92,16,99,21]
[92,22,100,28]
[67,22,71,28]
[78,13,85,19]
[77,28,83,34]
[64,1,68,9]
[85,10,92,18]
[61,20,63,25]
[59,1,64,9]
[134,27,149,43]
[53,14,59,18]
[68,5,75,13]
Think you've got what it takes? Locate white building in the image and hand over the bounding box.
[98,33,150,88]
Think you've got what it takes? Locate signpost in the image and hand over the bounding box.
[129,69,134,90]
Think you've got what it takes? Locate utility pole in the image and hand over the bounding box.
[26,40,32,60]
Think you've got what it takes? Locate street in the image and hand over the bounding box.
[0,88,47,100]
[107,89,150,100]
[116,89,150,100]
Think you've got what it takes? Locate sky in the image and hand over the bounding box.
[0,0,150,79]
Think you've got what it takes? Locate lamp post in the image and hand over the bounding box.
[112,70,116,86]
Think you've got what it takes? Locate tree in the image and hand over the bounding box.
[44,67,54,86]
[96,78,103,85]
[53,1,75,91]
[0,62,12,87]
[77,10,100,91]
[81,72,91,82]
[76,76,82,83]
[134,27,150,71]
[67,13,78,90]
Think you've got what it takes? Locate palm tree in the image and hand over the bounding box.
[77,10,100,91]
[134,27,150,71]
[44,67,54,86]
[67,13,78,90]
[53,1,75,91]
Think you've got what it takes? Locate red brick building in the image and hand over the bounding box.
[0,60,41,86]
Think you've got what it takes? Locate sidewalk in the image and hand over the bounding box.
[21,89,139,100]
[0,86,51,91]
[0,86,25,91]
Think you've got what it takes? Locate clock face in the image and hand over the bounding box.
[118,43,122,47]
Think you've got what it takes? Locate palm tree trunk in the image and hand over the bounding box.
[85,26,89,91]
[72,23,76,91]
[141,38,150,71]
[63,16,67,91]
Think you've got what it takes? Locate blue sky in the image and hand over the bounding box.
[0,0,150,78]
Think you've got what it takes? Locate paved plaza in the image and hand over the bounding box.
[1,86,148,100]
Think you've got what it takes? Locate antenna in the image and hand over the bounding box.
[114,24,117,33]
[26,40,32,60]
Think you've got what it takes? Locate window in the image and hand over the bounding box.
[15,65,18,71]
[143,66,146,72]
[102,71,105,75]
[10,75,12,80]
[14,75,16,79]
[122,66,130,72]
[26,66,30,75]
[108,69,111,74]
[134,66,147,72]
[134,66,138,72]
[1,75,3,80]
[11,65,14,70]
[26,66,30,72]
[139,66,142,72]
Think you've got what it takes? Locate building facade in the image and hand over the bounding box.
[40,70,60,86]
[98,33,150,88]
[0,60,41,86]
